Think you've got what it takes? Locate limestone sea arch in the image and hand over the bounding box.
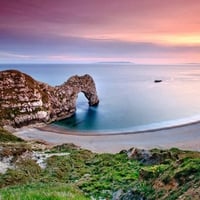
[0,70,99,127]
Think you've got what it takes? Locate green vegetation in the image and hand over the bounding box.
[0,138,199,199]
[0,183,88,200]
[0,127,23,142]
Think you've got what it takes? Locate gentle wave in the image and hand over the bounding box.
[88,114,200,134]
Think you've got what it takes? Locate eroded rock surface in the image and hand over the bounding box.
[0,70,99,127]
[127,148,178,165]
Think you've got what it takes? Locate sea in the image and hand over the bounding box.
[1,63,200,133]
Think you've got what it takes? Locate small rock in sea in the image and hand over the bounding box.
[154,79,162,83]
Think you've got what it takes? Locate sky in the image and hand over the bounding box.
[1,0,200,64]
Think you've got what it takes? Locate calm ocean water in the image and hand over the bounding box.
[1,63,200,133]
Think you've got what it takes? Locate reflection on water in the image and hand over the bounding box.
[55,105,98,130]
[84,106,98,128]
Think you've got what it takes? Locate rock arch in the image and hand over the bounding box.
[0,70,99,127]
[65,74,99,106]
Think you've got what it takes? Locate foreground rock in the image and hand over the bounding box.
[112,189,146,200]
[127,147,178,165]
[0,70,99,127]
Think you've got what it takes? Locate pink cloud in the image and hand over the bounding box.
[1,0,200,63]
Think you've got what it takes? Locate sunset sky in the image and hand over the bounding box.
[1,0,200,64]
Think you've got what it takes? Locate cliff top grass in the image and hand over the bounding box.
[0,139,199,200]
[0,183,89,200]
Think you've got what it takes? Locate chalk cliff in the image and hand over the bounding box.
[0,70,99,127]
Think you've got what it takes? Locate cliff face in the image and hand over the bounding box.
[0,70,99,127]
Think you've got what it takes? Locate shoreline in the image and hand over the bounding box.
[13,121,200,153]
[38,119,200,136]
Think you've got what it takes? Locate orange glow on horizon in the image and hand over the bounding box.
[60,29,200,46]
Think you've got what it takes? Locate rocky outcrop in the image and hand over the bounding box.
[127,148,178,165]
[112,189,146,200]
[0,70,99,127]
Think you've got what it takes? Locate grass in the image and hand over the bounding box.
[0,183,89,200]
[0,141,199,199]
[76,152,141,199]
[0,127,23,142]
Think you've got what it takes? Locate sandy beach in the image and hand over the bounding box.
[12,122,200,153]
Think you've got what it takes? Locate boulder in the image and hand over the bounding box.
[112,189,146,200]
[127,147,177,165]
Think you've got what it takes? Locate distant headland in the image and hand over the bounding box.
[96,61,134,64]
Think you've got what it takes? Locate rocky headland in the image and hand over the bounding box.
[0,69,99,127]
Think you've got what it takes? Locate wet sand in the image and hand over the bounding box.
[13,122,200,153]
